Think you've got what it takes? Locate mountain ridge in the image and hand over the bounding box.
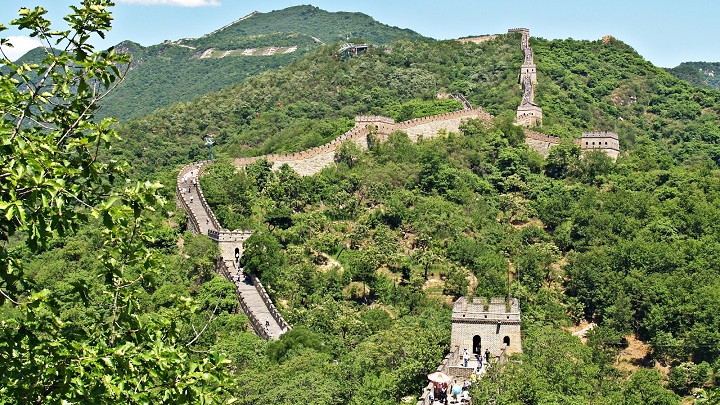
[667,61,720,90]
[96,5,429,122]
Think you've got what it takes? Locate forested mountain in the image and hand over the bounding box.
[4,2,720,404]
[96,5,428,121]
[667,61,720,90]
[116,32,720,177]
[115,27,720,403]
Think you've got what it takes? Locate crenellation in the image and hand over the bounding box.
[450,296,522,366]
[577,131,620,160]
[513,29,542,126]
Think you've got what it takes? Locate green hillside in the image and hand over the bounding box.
[96,5,428,122]
[116,33,720,176]
[185,5,427,48]
[667,61,720,90]
[114,35,518,173]
[4,2,720,404]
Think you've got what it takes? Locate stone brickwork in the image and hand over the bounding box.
[579,131,620,160]
[233,106,493,177]
[524,128,561,156]
[510,28,542,127]
[457,35,498,44]
[450,297,522,359]
[208,229,253,261]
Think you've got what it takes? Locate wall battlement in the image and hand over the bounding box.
[450,296,522,364]
[513,29,542,126]
[233,104,493,176]
[578,131,620,160]
[458,35,498,44]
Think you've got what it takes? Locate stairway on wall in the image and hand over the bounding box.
[177,163,287,339]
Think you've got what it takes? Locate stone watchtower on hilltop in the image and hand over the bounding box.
[451,297,522,360]
[509,28,542,127]
[578,131,620,160]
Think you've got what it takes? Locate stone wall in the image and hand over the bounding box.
[233,106,494,177]
[450,297,522,359]
[208,229,253,263]
[177,160,220,233]
[177,162,291,339]
[217,259,270,339]
[249,274,292,333]
[510,28,542,127]
[458,35,498,44]
[578,131,620,160]
[524,128,561,157]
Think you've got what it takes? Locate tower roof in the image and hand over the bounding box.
[452,297,520,323]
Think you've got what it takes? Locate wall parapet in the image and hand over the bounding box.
[179,160,291,340]
[524,129,561,145]
[249,274,292,333]
[217,258,270,339]
[416,346,460,405]
[356,115,395,125]
[176,160,221,232]
[208,229,254,242]
[232,102,494,174]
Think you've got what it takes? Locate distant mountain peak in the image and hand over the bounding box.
[95,5,428,122]
[667,61,720,89]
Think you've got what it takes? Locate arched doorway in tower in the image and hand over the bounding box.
[503,336,510,346]
[473,335,482,354]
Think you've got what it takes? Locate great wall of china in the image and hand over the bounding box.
[176,28,620,343]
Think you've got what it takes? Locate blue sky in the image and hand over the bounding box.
[1,0,718,68]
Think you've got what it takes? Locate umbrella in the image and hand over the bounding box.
[427,371,452,384]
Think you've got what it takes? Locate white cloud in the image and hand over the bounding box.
[116,0,221,6]
[0,36,43,62]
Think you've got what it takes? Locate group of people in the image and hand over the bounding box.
[183,172,198,203]
[430,380,471,404]
[462,348,491,372]
[232,266,248,284]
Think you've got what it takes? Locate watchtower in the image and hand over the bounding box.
[516,103,543,126]
[451,297,522,359]
[337,43,369,61]
[578,131,620,160]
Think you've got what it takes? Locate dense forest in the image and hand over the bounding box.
[2,1,720,404]
[114,31,720,179]
[667,62,720,90]
[94,5,428,122]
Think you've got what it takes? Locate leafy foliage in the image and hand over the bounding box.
[5,3,720,404]
[667,62,720,90]
[0,3,235,403]
[95,5,428,122]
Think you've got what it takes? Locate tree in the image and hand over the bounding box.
[0,3,233,403]
[245,158,274,193]
[581,149,614,185]
[183,233,221,283]
[335,139,363,168]
[545,140,582,179]
[242,231,284,279]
